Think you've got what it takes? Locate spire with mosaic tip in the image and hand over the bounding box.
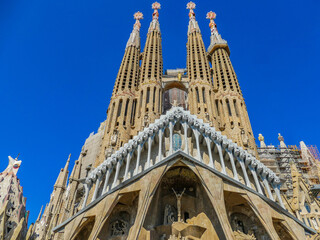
[126,11,143,48]
[148,2,161,32]
[186,1,200,34]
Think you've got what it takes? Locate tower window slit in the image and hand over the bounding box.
[130,99,137,125]
[146,88,150,104]
[153,87,156,111]
[215,100,220,116]
[117,100,122,118]
[233,100,239,116]
[139,91,143,117]
[124,99,129,117]
[196,88,200,103]
[202,88,206,103]
[226,99,232,116]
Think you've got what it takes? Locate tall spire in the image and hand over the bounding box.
[207,10,256,156]
[206,11,227,52]
[186,1,214,123]
[135,2,163,130]
[126,12,143,48]
[98,12,143,164]
[54,154,70,188]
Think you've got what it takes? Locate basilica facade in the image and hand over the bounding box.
[3,2,320,240]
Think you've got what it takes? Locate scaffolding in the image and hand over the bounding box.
[308,145,320,162]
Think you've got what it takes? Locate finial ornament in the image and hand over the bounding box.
[278,133,284,142]
[258,133,264,142]
[187,2,196,19]
[152,2,161,20]
[134,11,143,21]
[133,11,143,30]
[207,11,218,35]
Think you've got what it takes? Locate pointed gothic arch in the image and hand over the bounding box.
[140,162,225,240]
[72,216,95,240]
[224,191,271,240]
[96,191,139,240]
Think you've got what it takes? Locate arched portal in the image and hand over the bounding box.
[272,219,295,240]
[140,163,225,240]
[72,216,95,240]
[97,191,139,240]
[224,191,271,240]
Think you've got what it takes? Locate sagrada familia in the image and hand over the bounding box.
[1,2,320,240]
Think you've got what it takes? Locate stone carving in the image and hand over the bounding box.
[143,114,149,127]
[110,219,128,236]
[164,204,175,225]
[172,188,186,222]
[105,147,113,158]
[111,130,118,146]
[233,230,256,240]
[241,129,249,147]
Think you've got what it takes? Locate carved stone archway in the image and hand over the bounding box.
[139,162,224,240]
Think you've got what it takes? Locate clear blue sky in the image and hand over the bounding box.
[0,0,319,225]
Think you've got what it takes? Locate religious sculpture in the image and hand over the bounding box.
[172,188,186,223]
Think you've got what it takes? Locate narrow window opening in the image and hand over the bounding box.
[196,88,200,103]
[233,100,239,117]
[146,88,150,104]
[117,100,122,117]
[202,88,206,103]
[226,99,232,116]
[215,100,220,116]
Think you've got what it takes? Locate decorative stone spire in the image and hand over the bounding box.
[278,133,287,149]
[126,12,143,48]
[206,11,227,51]
[54,154,70,188]
[36,205,43,222]
[134,2,163,130]
[187,2,200,34]
[148,2,161,32]
[2,156,22,176]
[258,133,267,148]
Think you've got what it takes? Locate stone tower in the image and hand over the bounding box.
[206,11,257,156]
[135,2,163,129]
[95,12,143,166]
[186,2,215,124]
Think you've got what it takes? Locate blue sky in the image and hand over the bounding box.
[0,0,319,225]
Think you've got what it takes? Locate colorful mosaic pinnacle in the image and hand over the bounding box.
[133,11,143,30]
[187,1,196,19]
[207,11,218,34]
[152,2,161,20]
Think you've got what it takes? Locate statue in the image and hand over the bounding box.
[240,129,249,147]
[110,219,128,236]
[105,147,113,158]
[143,114,149,127]
[111,130,118,146]
[172,188,186,222]
[164,204,175,224]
